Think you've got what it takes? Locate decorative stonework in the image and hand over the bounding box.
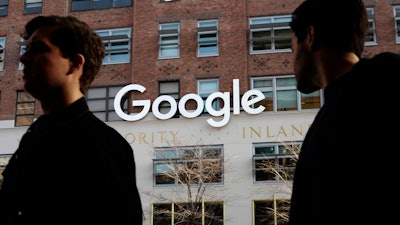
[160,63,179,75]
[253,58,270,70]
[198,60,218,73]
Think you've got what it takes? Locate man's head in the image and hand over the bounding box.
[290,0,369,58]
[21,15,105,95]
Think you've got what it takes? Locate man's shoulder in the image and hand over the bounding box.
[369,52,400,64]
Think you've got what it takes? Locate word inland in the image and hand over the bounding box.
[114,79,265,127]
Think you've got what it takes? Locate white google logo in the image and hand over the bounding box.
[114,79,265,127]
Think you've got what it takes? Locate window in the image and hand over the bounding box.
[158,81,180,118]
[0,154,12,190]
[71,0,131,11]
[15,91,35,127]
[197,20,219,57]
[24,0,42,14]
[198,79,219,113]
[96,28,131,64]
[252,142,300,182]
[85,86,128,122]
[249,16,292,54]
[0,0,8,16]
[253,198,290,225]
[159,23,180,59]
[153,145,223,186]
[18,39,26,70]
[251,76,322,112]
[0,37,5,71]
[365,8,377,45]
[153,202,223,225]
[394,6,400,43]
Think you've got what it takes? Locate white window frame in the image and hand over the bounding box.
[249,15,292,54]
[159,80,180,118]
[197,19,219,57]
[394,6,400,43]
[365,7,377,46]
[96,28,131,64]
[24,0,42,14]
[18,38,25,70]
[0,37,5,71]
[251,75,323,112]
[198,79,219,113]
[158,22,180,59]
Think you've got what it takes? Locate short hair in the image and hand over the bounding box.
[289,0,369,57]
[23,15,106,94]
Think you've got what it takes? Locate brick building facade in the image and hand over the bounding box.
[1,0,399,224]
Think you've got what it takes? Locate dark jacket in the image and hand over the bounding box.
[289,52,400,225]
[0,97,143,225]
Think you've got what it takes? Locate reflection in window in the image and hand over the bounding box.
[254,198,290,225]
[0,37,5,71]
[252,142,300,182]
[71,0,131,11]
[153,145,223,186]
[251,76,323,112]
[249,16,292,54]
[97,28,131,64]
[198,79,219,113]
[197,20,219,57]
[0,0,8,16]
[15,91,35,126]
[86,86,128,122]
[0,154,12,190]
[24,0,42,14]
[159,81,180,118]
[159,23,180,59]
[153,202,223,225]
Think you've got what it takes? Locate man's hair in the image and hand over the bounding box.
[289,0,369,57]
[23,15,106,94]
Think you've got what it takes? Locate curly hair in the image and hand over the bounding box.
[22,15,106,94]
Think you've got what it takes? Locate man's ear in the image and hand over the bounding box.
[68,54,85,74]
[306,26,318,51]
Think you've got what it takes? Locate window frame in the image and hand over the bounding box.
[365,7,377,46]
[197,19,219,57]
[85,85,129,122]
[24,0,42,15]
[158,80,180,118]
[198,79,219,113]
[15,90,35,127]
[249,15,293,54]
[394,5,400,43]
[96,27,132,65]
[152,201,224,225]
[252,142,300,183]
[251,75,323,112]
[71,0,131,11]
[0,37,5,71]
[0,0,8,16]
[153,145,224,186]
[158,22,180,59]
[0,154,12,190]
[253,198,290,225]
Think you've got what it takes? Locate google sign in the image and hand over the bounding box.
[114,79,265,128]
